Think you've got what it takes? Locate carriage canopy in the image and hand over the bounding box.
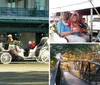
[50,0,100,13]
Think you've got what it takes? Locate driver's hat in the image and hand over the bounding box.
[7,34,12,38]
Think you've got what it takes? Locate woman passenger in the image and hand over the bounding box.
[69,14,82,37]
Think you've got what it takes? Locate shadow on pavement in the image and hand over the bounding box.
[0,71,48,85]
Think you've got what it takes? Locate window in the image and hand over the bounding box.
[35,0,40,10]
[12,2,16,8]
[35,0,46,10]
[40,0,45,10]
[7,0,17,8]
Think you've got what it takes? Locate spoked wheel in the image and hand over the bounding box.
[0,53,12,64]
[41,51,49,64]
[42,57,49,64]
[36,57,43,63]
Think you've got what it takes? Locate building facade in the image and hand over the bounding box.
[0,0,49,49]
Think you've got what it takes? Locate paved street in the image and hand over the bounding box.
[0,61,49,72]
[0,61,49,85]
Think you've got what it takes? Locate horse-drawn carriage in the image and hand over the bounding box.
[50,0,100,42]
[0,37,49,64]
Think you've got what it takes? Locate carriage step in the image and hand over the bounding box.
[24,58,35,60]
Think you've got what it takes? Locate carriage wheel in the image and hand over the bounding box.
[42,57,49,64]
[41,50,49,64]
[0,53,12,64]
[36,57,43,63]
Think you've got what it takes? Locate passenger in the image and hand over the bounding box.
[9,40,24,58]
[80,17,90,42]
[56,12,86,42]
[15,40,24,58]
[69,14,82,37]
[28,41,36,49]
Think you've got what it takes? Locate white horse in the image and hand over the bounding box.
[50,27,67,43]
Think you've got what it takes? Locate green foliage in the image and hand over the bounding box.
[50,57,57,72]
[50,44,100,59]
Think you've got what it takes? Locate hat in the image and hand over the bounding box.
[28,41,32,44]
[8,34,12,38]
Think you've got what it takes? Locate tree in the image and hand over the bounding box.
[50,44,100,59]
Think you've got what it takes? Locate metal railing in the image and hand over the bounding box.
[61,60,100,85]
[50,61,63,85]
[0,7,48,17]
[80,61,100,85]
[51,60,100,85]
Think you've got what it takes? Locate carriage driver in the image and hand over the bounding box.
[7,34,13,44]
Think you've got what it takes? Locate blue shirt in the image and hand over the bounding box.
[56,21,71,35]
[56,21,82,37]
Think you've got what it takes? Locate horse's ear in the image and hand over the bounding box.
[52,24,58,34]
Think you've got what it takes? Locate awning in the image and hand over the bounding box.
[0,19,48,24]
[0,27,48,33]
